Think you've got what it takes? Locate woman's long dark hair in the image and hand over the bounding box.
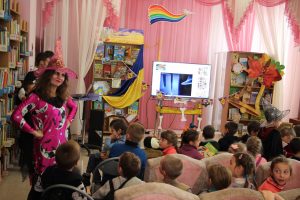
[35,70,69,102]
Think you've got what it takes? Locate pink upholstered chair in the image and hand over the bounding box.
[115,182,199,200]
[144,154,209,194]
[201,152,233,168]
[278,188,300,200]
[256,158,300,190]
[198,188,264,200]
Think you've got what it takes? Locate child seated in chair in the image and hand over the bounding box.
[109,122,147,179]
[229,152,256,189]
[159,155,192,193]
[92,152,144,199]
[179,129,203,160]
[207,164,232,192]
[246,136,267,168]
[259,156,292,193]
[159,130,178,155]
[83,119,127,186]
[218,122,239,152]
[41,140,86,199]
[199,125,219,150]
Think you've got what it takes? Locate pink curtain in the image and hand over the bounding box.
[221,0,256,51]
[124,0,212,130]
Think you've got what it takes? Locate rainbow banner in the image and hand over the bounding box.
[148,5,187,24]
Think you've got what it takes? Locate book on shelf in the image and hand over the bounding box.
[263,89,273,104]
[239,57,248,69]
[93,101,103,110]
[95,42,104,60]
[241,112,250,120]
[104,103,114,115]
[115,108,124,116]
[103,63,111,78]
[93,81,111,95]
[242,92,251,104]
[128,101,139,115]
[112,62,127,79]
[231,72,247,86]
[104,44,114,61]
[94,63,103,78]
[228,108,239,120]
[113,45,125,61]
[249,91,258,104]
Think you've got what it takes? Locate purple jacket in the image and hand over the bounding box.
[179,144,203,160]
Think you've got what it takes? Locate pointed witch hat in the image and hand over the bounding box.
[34,38,78,79]
[260,98,290,127]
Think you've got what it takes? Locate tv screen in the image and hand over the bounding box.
[151,61,211,98]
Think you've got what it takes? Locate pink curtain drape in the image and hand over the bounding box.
[124,0,212,130]
[221,0,256,51]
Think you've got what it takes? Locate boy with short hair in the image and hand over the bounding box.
[41,140,86,199]
[92,152,144,199]
[200,125,219,150]
[218,122,239,151]
[109,122,147,179]
[159,155,192,192]
[240,121,261,143]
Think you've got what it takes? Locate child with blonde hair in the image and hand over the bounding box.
[159,155,192,192]
[228,142,247,154]
[246,136,267,168]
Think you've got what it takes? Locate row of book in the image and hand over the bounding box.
[95,43,140,65]
[9,45,19,66]
[94,61,130,80]
[93,101,139,116]
[0,68,19,89]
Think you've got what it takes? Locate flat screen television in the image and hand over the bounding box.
[151,61,211,98]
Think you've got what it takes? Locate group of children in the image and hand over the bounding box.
[36,116,298,200]
[13,69,300,200]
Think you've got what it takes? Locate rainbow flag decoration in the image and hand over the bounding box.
[148,5,187,24]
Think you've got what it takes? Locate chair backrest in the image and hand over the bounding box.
[92,157,120,177]
[198,188,264,200]
[115,182,199,200]
[41,184,94,200]
[201,152,233,168]
[256,158,300,190]
[278,188,300,200]
[144,154,208,194]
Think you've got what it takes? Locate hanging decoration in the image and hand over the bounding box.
[148,5,191,24]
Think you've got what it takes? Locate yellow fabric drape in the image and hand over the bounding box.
[103,69,144,108]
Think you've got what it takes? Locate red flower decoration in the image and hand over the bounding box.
[246,56,263,78]
[263,66,282,88]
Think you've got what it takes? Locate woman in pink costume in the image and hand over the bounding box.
[12,39,78,199]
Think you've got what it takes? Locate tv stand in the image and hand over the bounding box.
[153,97,212,137]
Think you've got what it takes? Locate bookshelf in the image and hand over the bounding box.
[0,0,29,181]
[92,41,142,131]
[220,52,275,132]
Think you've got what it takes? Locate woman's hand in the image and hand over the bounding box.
[33,130,43,139]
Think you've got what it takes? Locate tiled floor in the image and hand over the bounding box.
[0,149,90,200]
